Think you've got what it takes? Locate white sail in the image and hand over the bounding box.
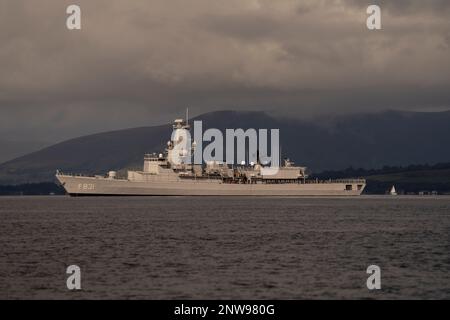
[389,185,397,195]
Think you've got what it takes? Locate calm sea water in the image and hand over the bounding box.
[0,196,449,299]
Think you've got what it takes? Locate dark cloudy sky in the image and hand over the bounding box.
[1,0,450,161]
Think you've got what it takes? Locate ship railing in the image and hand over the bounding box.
[56,171,100,178]
[305,178,366,184]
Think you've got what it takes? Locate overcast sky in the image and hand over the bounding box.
[1,0,450,150]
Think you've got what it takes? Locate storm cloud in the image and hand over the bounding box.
[0,0,450,150]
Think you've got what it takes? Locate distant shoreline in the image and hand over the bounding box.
[1,183,450,197]
[0,182,65,196]
[2,163,450,196]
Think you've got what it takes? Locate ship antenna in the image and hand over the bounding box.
[186,107,189,126]
[279,144,282,167]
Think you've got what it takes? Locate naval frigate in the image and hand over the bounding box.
[56,118,366,196]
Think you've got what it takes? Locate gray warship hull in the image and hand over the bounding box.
[56,174,366,196]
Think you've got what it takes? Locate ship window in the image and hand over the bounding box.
[357,184,363,190]
[346,184,353,191]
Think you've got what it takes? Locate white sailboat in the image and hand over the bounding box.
[389,185,398,196]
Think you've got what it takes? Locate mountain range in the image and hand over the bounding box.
[1,110,450,185]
